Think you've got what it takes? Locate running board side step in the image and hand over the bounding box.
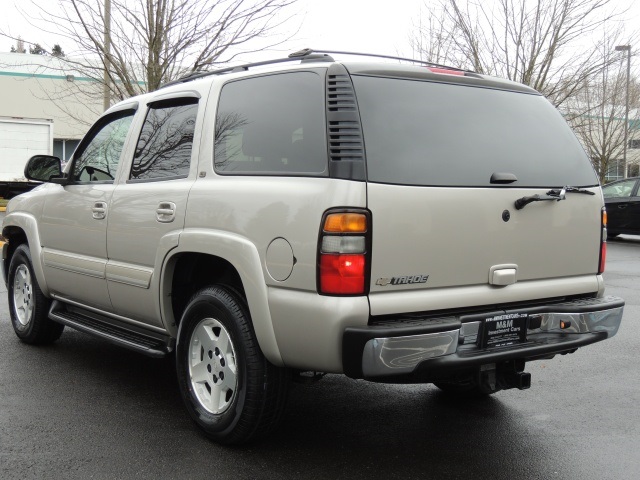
[48,301,174,358]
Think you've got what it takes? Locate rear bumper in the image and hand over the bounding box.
[342,296,624,381]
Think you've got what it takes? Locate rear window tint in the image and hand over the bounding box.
[214,72,327,176]
[352,76,597,188]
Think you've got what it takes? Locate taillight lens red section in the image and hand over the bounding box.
[599,207,607,274]
[319,254,365,295]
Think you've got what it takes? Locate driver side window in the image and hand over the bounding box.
[72,110,135,182]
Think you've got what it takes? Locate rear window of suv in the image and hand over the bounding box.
[352,75,598,188]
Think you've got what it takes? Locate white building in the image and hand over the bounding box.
[0,52,103,162]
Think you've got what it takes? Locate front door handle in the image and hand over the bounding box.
[92,202,107,220]
[156,202,176,223]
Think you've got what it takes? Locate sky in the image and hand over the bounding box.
[0,0,639,65]
[0,0,421,59]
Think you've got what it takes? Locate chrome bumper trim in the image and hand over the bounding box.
[533,308,622,337]
[362,330,458,377]
[361,304,624,378]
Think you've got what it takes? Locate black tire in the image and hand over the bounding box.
[7,244,64,344]
[175,285,289,445]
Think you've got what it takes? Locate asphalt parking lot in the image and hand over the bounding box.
[0,235,639,480]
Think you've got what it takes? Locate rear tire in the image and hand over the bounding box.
[8,244,64,344]
[175,285,289,444]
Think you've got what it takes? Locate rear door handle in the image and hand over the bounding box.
[92,202,108,220]
[617,204,627,209]
[156,202,176,223]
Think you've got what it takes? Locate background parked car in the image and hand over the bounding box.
[603,177,640,238]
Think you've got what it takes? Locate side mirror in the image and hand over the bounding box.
[24,155,64,183]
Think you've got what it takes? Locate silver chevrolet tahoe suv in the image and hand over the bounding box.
[2,49,625,444]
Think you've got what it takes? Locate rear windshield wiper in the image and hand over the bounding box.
[514,186,595,210]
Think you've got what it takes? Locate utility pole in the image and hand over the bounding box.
[615,44,631,179]
[103,0,111,112]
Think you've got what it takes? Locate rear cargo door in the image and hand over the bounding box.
[351,75,602,315]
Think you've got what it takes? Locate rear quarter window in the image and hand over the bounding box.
[214,72,327,176]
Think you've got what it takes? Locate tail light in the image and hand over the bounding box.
[599,207,607,274]
[318,210,371,295]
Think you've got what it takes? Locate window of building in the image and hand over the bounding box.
[628,139,640,149]
[54,139,81,164]
[130,99,198,181]
[214,72,327,175]
[605,158,639,181]
[605,159,625,182]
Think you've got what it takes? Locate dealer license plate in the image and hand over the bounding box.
[479,313,528,348]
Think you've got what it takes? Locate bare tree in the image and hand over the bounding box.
[566,37,640,183]
[410,0,631,107]
[29,0,299,103]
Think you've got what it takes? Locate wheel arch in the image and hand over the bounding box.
[161,229,284,367]
[1,213,49,295]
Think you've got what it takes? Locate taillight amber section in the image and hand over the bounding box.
[323,213,367,233]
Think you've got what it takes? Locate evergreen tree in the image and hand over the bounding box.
[51,44,65,57]
[29,43,47,55]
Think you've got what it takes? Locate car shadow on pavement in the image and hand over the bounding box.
[0,325,559,480]
[260,377,553,479]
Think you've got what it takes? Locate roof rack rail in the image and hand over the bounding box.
[292,48,471,73]
[160,48,474,89]
[160,51,335,89]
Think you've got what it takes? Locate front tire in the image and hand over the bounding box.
[8,244,64,344]
[175,286,289,444]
